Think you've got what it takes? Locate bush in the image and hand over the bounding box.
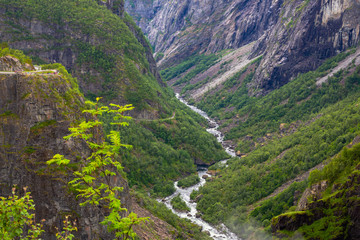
[177,174,200,188]
[170,195,190,212]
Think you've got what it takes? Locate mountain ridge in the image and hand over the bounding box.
[126,0,360,94]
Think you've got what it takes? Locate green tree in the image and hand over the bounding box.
[0,187,44,240]
[47,98,147,239]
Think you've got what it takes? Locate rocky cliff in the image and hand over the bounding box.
[126,0,360,94]
[0,56,133,239]
[126,0,281,69]
[249,0,360,95]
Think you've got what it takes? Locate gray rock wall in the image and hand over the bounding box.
[0,58,132,239]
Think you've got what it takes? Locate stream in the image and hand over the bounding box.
[159,94,240,240]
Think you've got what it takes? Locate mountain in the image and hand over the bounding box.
[272,142,360,239]
[0,46,215,240]
[126,0,360,94]
[1,0,360,239]
[0,0,229,188]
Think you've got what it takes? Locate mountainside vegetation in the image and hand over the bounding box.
[188,48,360,238]
[0,0,162,106]
[2,0,360,239]
[272,143,360,239]
[0,46,222,239]
[0,1,228,237]
[0,0,228,196]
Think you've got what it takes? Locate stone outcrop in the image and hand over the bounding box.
[0,58,131,239]
[98,0,125,17]
[0,55,34,71]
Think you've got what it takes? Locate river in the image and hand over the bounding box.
[159,94,240,240]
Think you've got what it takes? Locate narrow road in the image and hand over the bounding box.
[0,70,59,75]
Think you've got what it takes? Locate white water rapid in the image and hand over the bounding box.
[159,94,240,240]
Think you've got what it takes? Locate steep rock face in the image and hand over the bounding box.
[0,58,132,239]
[249,0,360,95]
[101,0,164,86]
[126,0,360,94]
[126,0,281,69]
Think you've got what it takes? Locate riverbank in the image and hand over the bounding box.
[158,94,240,240]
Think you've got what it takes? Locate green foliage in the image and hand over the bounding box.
[152,181,176,198]
[194,49,360,235]
[250,181,307,226]
[0,188,44,240]
[177,174,200,188]
[55,216,77,240]
[170,195,190,212]
[40,63,80,91]
[0,110,18,118]
[113,98,228,194]
[161,54,219,85]
[0,0,159,105]
[30,120,57,131]
[198,50,356,141]
[47,99,147,239]
[172,54,218,87]
[190,190,199,201]
[298,216,345,240]
[275,146,360,239]
[309,143,360,186]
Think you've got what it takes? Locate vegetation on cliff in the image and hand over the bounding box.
[273,143,360,239]
[47,100,147,239]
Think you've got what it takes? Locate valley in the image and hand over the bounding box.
[0,0,360,239]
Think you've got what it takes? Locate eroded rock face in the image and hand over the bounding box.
[126,0,281,68]
[98,0,125,17]
[126,0,360,93]
[249,0,360,95]
[0,63,131,239]
[0,55,34,71]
